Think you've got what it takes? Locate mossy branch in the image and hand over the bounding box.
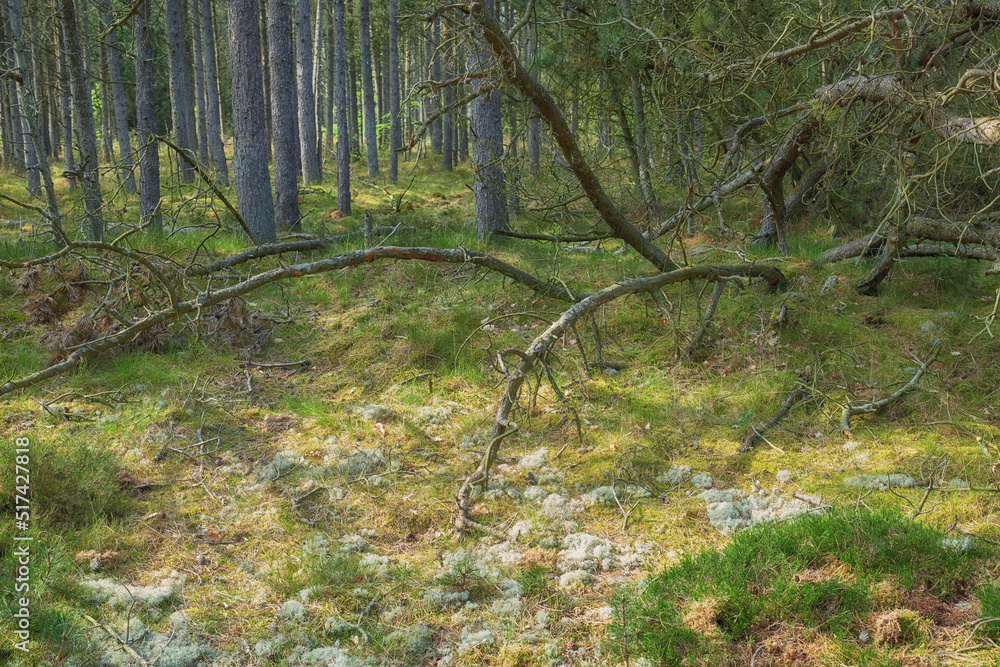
[840,344,941,436]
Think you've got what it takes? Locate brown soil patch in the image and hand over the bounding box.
[904,593,977,627]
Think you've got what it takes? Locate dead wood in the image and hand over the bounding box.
[840,345,940,436]
[740,385,810,453]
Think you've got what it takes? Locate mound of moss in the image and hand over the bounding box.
[615,508,995,665]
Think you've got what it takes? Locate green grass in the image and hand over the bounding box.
[615,507,996,665]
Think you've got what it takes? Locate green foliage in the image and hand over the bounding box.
[0,527,92,660]
[615,508,994,665]
[0,437,133,529]
[974,585,1000,639]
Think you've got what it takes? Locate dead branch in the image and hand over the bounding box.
[840,344,941,436]
[741,385,810,453]
[455,262,786,532]
[183,227,398,276]
[0,246,601,400]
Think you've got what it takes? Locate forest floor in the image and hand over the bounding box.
[2,153,1000,666]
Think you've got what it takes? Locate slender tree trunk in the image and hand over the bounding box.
[359,0,378,177]
[334,0,351,212]
[7,0,62,240]
[430,18,442,153]
[294,0,321,183]
[348,57,359,155]
[268,0,302,229]
[312,0,323,164]
[469,0,508,237]
[388,0,400,183]
[7,0,39,192]
[99,39,114,162]
[374,38,384,138]
[229,0,276,241]
[201,0,228,183]
[0,7,11,170]
[58,25,76,190]
[325,2,335,157]
[62,0,103,240]
[47,43,61,159]
[457,46,468,163]
[259,0,272,162]
[100,0,136,193]
[134,0,161,231]
[632,76,660,219]
[191,0,210,163]
[166,0,196,181]
[442,20,453,172]
[526,30,539,179]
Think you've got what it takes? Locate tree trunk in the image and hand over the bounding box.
[374,37,385,139]
[99,39,114,163]
[526,28,539,179]
[62,0,103,240]
[632,76,660,219]
[100,0,136,193]
[294,0,321,183]
[430,18,442,154]
[349,57,359,155]
[134,0,161,231]
[58,25,76,190]
[442,20,453,172]
[325,2,335,156]
[259,0,273,162]
[7,0,39,193]
[6,0,62,241]
[312,0,323,165]
[468,0,508,237]
[190,0,211,163]
[334,0,351,212]
[201,0,228,184]
[359,0,378,177]
[228,0,276,242]
[388,0,400,183]
[166,0,196,181]
[268,0,302,229]
[457,45,468,163]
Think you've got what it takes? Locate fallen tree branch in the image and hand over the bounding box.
[741,384,810,453]
[840,344,941,435]
[183,227,399,276]
[455,262,786,532]
[0,246,595,400]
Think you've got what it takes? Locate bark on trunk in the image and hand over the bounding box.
[259,0,273,161]
[388,0,400,183]
[134,0,161,231]
[294,0,321,183]
[430,18,442,154]
[334,0,351,212]
[201,0,228,183]
[468,0,508,237]
[62,0,103,240]
[442,20,453,172]
[228,0,277,242]
[166,0,196,181]
[191,0,210,163]
[359,0,378,177]
[267,0,302,229]
[59,25,76,190]
[100,0,136,193]
[7,0,39,193]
